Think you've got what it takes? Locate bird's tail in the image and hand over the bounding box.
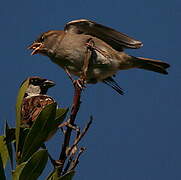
[133,56,170,74]
[103,77,124,95]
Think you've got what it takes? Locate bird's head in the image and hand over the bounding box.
[28,30,65,56]
[25,76,55,97]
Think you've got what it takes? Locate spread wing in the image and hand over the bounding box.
[21,95,55,127]
[64,19,143,51]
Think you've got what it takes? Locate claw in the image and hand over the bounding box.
[73,79,86,89]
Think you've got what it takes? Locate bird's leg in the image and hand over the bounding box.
[81,38,94,80]
[85,38,110,59]
[74,79,85,90]
[64,67,85,89]
[64,67,74,83]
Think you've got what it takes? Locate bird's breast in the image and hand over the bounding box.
[49,34,121,82]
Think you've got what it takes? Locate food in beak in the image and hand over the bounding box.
[28,42,43,55]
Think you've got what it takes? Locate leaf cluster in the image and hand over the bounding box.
[0,78,74,180]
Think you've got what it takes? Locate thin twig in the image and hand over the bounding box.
[69,147,86,171]
[67,116,93,156]
[61,116,92,175]
[41,144,60,168]
[58,82,83,175]
[62,156,73,175]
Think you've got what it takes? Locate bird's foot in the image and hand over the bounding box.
[85,38,95,50]
[85,38,110,58]
[73,78,86,89]
[64,68,86,89]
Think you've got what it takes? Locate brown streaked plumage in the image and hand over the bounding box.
[21,76,55,128]
[21,95,55,127]
[28,19,170,95]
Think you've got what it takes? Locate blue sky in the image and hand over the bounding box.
[0,0,180,179]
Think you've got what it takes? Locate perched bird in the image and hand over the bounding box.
[21,76,55,128]
[28,19,170,95]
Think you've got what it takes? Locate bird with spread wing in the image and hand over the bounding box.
[29,19,170,95]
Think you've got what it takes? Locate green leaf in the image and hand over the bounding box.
[5,122,14,169]
[46,170,75,180]
[19,149,48,180]
[5,128,16,143]
[56,108,68,120]
[16,78,29,154]
[5,127,30,165]
[17,128,30,157]
[12,162,26,180]
[0,136,9,169]
[46,168,61,180]
[0,154,6,180]
[46,171,54,180]
[60,171,75,180]
[19,103,57,163]
[46,108,68,140]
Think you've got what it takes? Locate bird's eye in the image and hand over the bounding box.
[30,79,38,84]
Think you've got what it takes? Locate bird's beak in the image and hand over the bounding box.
[44,80,56,88]
[28,42,43,55]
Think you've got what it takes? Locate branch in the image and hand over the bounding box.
[68,116,93,156]
[69,147,86,171]
[58,81,83,175]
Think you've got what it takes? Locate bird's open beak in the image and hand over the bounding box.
[28,42,43,55]
[44,80,56,88]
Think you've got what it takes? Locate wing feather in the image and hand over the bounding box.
[64,19,143,51]
[21,95,55,127]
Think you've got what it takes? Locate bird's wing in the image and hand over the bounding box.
[64,19,143,51]
[21,95,55,127]
[103,77,124,95]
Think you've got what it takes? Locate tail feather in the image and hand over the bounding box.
[133,57,170,74]
[103,77,124,95]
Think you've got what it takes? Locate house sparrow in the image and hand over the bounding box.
[28,19,170,95]
[21,76,56,128]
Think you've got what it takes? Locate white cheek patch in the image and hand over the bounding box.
[26,85,41,97]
